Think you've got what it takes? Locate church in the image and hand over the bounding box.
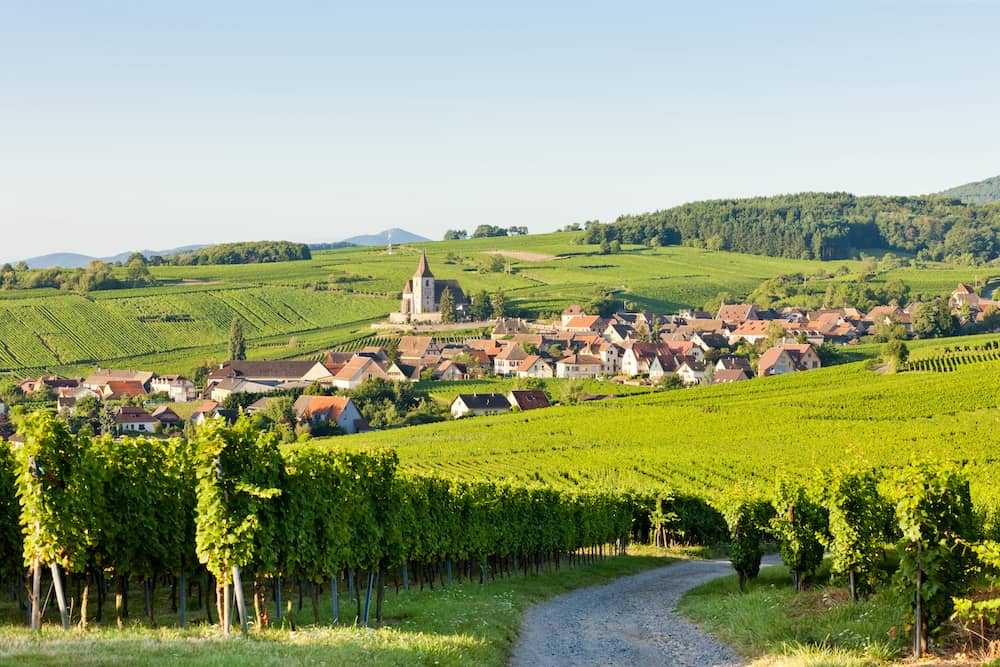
[391,251,467,323]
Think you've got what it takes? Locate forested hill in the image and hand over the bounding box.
[599,193,1000,263]
[938,175,1000,205]
[169,240,311,265]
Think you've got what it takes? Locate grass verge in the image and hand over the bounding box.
[677,564,905,666]
[0,546,682,666]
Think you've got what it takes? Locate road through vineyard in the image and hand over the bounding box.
[511,557,778,667]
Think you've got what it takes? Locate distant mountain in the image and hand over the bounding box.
[342,228,430,246]
[20,245,208,269]
[938,174,1000,205]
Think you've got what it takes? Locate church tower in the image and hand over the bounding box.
[412,251,436,314]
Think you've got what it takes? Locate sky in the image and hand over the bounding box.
[2,1,999,262]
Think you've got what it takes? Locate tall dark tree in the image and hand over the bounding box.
[229,318,247,360]
[439,286,457,323]
[490,288,508,319]
[470,290,491,321]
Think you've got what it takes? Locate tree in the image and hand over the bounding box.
[490,289,508,319]
[470,290,491,321]
[585,290,618,318]
[911,298,957,339]
[439,287,456,324]
[229,318,246,361]
[443,229,468,240]
[471,225,508,239]
[881,339,909,371]
[599,239,611,255]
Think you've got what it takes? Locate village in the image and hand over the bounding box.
[1,252,997,440]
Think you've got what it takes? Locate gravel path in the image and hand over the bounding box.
[510,558,763,667]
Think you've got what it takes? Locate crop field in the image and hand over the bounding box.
[339,343,1000,506]
[0,288,392,374]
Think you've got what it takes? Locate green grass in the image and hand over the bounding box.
[0,547,679,666]
[678,564,903,666]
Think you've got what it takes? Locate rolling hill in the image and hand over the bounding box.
[938,174,1000,205]
[343,228,430,246]
[0,230,986,378]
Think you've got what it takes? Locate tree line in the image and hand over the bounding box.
[592,193,1000,263]
[0,254,156,291]
[166,241,311,265]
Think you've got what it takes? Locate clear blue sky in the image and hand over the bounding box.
[2,1,998,262]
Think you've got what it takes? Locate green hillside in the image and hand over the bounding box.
[604,192,1000,262]
[938,174,1000,205]
[340,335,1000,505]
[0,232,989,377]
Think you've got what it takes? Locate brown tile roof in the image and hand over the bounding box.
[508,390,550,410]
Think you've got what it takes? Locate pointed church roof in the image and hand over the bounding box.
[403,279,413,294]
[415,251,434,278]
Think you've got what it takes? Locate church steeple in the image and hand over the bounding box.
[415,250,434,278]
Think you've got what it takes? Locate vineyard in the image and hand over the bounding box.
[902,338,1000,372]
[340,350,1000,505]
[2,415,646,634]
[0,288,393,373]
[2,231,986,377]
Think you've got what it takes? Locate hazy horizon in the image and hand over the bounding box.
[3,1,998,263]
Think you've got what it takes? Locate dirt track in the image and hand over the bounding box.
[510,558,749,667]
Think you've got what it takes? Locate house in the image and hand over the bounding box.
[728,320,780,345]
[331,356,389,390]
[758,344,822,377]
[114,406,158,433]
[507,390,551,411]
[648,354,678,380]
[561,305,586,327]
[715,355,753,374]
[292,395,370,434]
[555,353,603,379]
[398,336,440,362]
[150,375,196,402]
[691,332,729,353]
[386,361,423,382]
[193,406,238,426]
[562,315,604,334]
[603,323,635,345]
[621,342,690,376]
[209,378,276,403]
[245,397,274,414]
[18,375,81,395]
[517,355,555,379]
[491,317,532,338]
[433,360,466,381]
[151,406,182,426]
[83,368,155,393]
[206,360,332,390]
[100,380,148,401]
[450,393,511,419]
[494,343,530,376]
[716,303,760,324]
[712,368,751,384]
[676,358,708,386]
[55,385,100,414]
